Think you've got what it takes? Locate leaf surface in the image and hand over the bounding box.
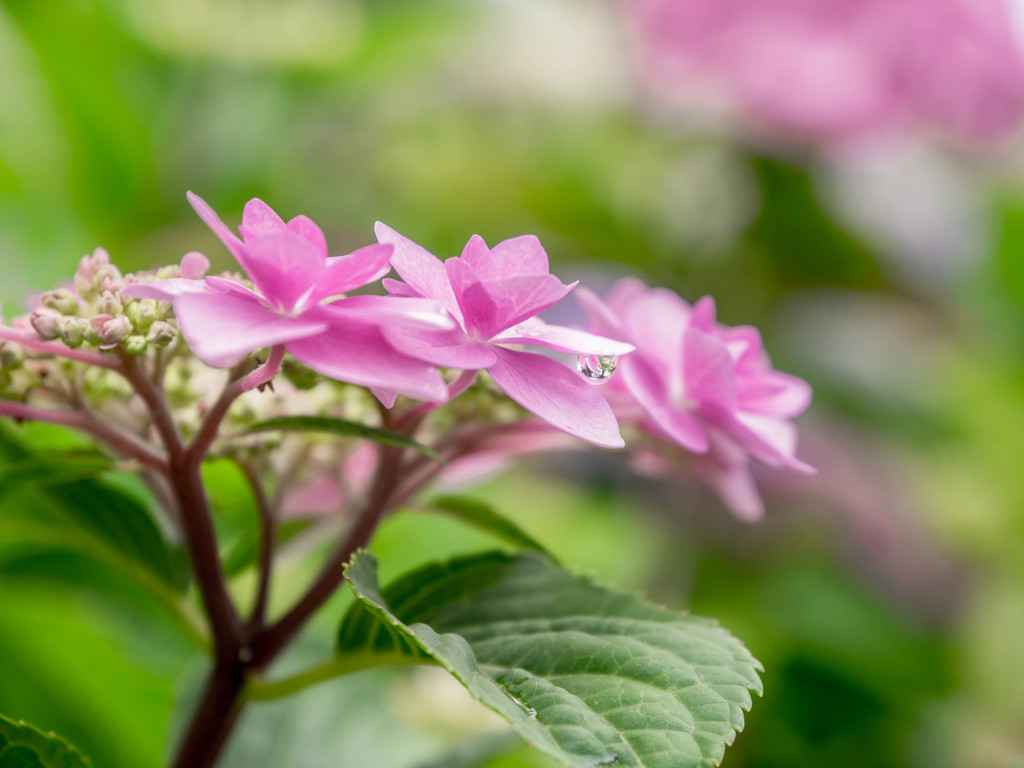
[339,551,762,768]
[0,713,92,768]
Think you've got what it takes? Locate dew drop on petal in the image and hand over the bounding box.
[577,354,618,383]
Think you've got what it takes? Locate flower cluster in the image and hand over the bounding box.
[579,279,813,519]
[0,195,813,518]
[629,0,1024,145]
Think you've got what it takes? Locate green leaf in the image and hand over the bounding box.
[0,427,187,592]
[429,496,552,556]
[0,451,113,489]
[0,713,92,767]
[247,416,443,463]
[339,552,762,768]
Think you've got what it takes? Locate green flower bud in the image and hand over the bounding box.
[126,300,158,330]
[123,335,148,355]
[41,288,81,315]
[0,341,23,369]
[57,316,88,348]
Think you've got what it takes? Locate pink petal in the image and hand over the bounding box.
[317,244,394,299]
[239,198,286,241]
[375,222,462,323]
[689,295,718,333]
[286,215,328,259]
[445,258,499,338]
[495,318,635,356]
[174,290,328,368]
[603,277,652,317]
[620,287,690,387]
[683,325,737,410]
[120,278,213,301]
[462,234,550,280]
[717,412,815,474]
[319,295,454,331]
[382,325,497,369]
[621,354,709,452]
[382,278,420,298]
[238,230,326,313]
[448,257,575,338]
[287,322,448,402]
[487,347,624,448]
[737,370,812,419]
[187,192,246,261]
[575,286,625,339]
[697,435,765,522]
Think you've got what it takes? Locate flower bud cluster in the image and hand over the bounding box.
[17,248,200,357]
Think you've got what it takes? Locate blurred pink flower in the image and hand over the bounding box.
[629,0,1024,145]
[375,223,634,448]
[123,195,453,402]
[580,278,813,519]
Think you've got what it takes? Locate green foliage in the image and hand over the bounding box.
[0,427,186,592]
[428,496,552,556]
[339,551,762,768]
[0,713,92,768]
[248,415,443,463]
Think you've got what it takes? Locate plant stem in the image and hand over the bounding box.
[239,459,275,629]
[169,659,248,768]
[250,444,404,668]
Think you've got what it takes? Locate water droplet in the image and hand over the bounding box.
[577,354,617,383]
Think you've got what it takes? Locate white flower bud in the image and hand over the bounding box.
[41,288,81,315]
[146,321,176,347]
[30,308,61,340]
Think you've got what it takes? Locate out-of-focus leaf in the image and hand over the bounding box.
[0,428,186,591]
[339,551,762,768]
[248,416,442,463]
[0,712,92,767]
[428,496,551,556]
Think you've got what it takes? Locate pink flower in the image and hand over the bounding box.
[629,0,1024,145]
[579,278,813,519]
[374,224,634,448]
[123,194,453,402]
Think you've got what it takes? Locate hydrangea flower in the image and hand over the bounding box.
[123,194,454,402]
[579,278,813,519]
[629,0,1024,144]
[374,224,634,447]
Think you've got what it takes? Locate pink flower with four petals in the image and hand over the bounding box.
[374,224,634,448]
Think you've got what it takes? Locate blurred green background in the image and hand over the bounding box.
[2,0,1024,766]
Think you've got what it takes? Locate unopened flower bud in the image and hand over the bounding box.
[123,335,148,355]
[156,265,180,280]
[93,264,122,294]
[0,341,23,369]
[57,316,88,348]
[146,321,176,347]
[74,248,110,295]
[91,314,132,346]
[180,251,210,280]
[126,299,157,330]
[99,291,122,316]
[41,288,81,315]
[30,308,61,340]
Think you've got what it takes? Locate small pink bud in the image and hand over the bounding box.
[91,314,132,346]
[29,308,61,340]
[180,251,210,280]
